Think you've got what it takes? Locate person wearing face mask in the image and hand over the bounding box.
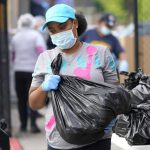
[29,4,118,150]
[80,13,128,72]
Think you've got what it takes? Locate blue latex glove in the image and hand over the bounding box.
[119,60,128,72]
[41,75,61,91]
[104,119,116,134]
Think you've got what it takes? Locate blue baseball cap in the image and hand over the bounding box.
[42,4,76,30]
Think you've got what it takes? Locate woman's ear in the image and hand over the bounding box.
[74,19,78,29]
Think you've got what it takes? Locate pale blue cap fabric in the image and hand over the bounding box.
[42,4,75,30]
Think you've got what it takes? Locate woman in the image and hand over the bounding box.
[11,13,46,133]
[29,4,118,150]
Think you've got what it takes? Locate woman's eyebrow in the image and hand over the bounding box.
[48,25,55,30]
[58,22,67,27]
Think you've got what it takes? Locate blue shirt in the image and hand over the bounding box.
[80,28,124,59]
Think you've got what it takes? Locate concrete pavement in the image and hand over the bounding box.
[11,105,46,150]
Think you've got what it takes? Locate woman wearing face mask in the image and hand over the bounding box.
[80,13,128,73]
[29,4,118,150]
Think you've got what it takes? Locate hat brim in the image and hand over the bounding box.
[42,17,69,30]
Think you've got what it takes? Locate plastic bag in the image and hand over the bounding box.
[115,70,150,145]
[115,100,150,145]
[50,53,131,145]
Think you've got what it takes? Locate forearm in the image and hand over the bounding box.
[119,52,128,72]
[119,52,127,60]
[29,86,48,110]
[29,75,61,110]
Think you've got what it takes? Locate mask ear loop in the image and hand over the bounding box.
[71,20,78,29]
[70,20,78,45]
[71,21,75,30]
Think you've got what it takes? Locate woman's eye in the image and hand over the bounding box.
[59,25,66,30]
[48,30,55,35]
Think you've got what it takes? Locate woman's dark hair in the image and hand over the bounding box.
[75,13,87,37]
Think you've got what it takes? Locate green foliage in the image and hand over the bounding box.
[138,0,150,22]
[95,0,150,23]
[95,0,129,23]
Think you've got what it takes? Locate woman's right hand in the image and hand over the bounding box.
[41,75,61,91]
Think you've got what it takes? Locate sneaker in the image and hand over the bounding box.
[20,126,27,132]
[36,112,44,118]
[30,124,41,133]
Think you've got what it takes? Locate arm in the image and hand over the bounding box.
[29,86,47,110]
[28,51,61,110]
[28,52,47,110]
[102,48,118,132]
[114,37,128,72]
[118,51,128,72]
[119,51,127,60]
[103,48,119,85]
[29,74,61,110]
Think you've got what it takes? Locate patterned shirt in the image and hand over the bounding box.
[31,42,118,149]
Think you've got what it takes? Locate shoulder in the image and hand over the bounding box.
[38,47,60,61]
[80,28,97,41]
[85,28,97,35]
[108,34,119,42]
[12,32,21,41]
[84,42,108,54]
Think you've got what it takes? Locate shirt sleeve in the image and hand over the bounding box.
[103,48,119,83]
[31,53,45,87]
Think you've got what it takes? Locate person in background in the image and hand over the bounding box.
[80,13,128,72]
[30,0,49,16]
[29,4,118,150]
[34,15,49,42]
[11,13,46,133]
[49,0,74,7]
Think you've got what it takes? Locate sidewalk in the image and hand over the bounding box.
[11,105,150,150]
[11,105,46,150]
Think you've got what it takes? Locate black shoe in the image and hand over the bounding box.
[20,126,27,132]
[36,112,44,118]
[30,124,41,133]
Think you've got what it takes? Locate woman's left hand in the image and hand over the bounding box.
[104,119,116,134]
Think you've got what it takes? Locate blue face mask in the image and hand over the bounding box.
[50,27,77,50]
[99,26,111,36]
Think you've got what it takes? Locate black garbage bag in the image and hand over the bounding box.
[115,100,150,145]
[115,70,150,145]
[127,100,150,145]
[131,76,150,105]
[50,53,131,145]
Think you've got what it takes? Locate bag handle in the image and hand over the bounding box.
[51,53,62,75]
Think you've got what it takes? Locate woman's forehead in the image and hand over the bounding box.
[47,19,71,29]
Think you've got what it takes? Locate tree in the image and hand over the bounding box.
[95,0,150,24]
[138,0,150,22]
